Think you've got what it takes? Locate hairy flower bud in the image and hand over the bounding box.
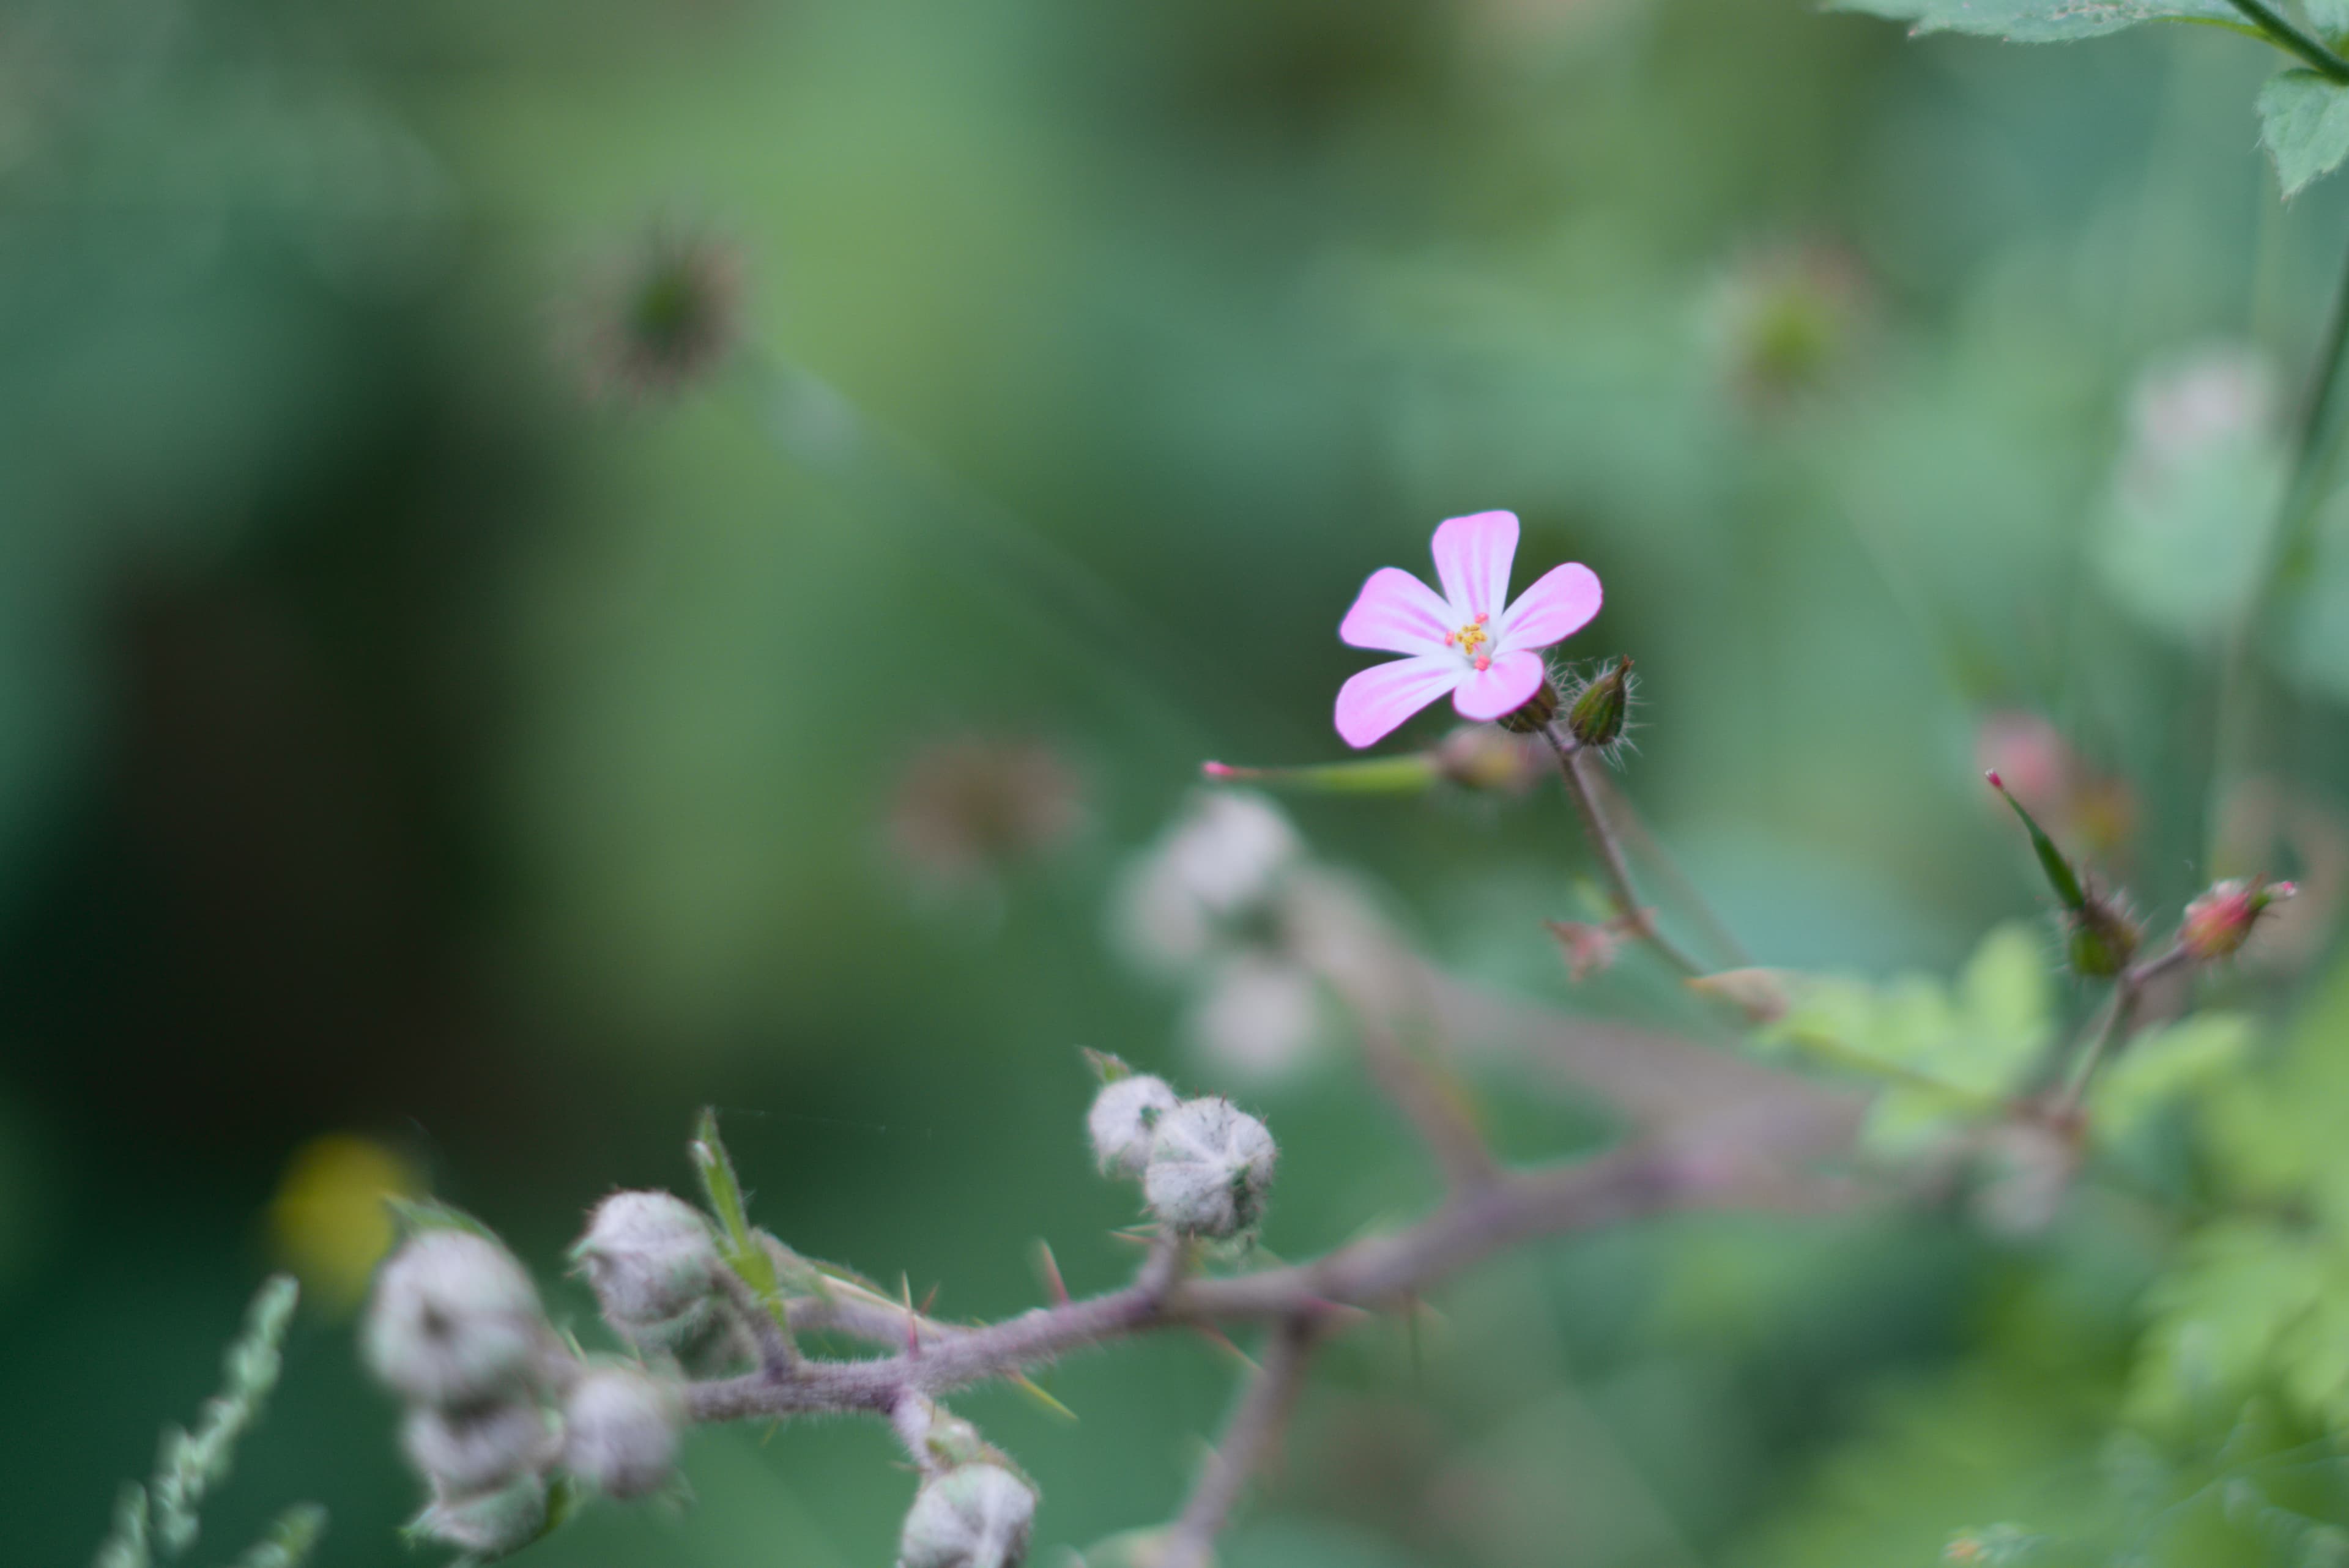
[561,1367,683,1499]
[1086,1075,1181,1178]
[1493,675,1560,736]
[409,1473,547,1559]
[1565,657,1633,750]
[1142,1097,1277,1239]
[898,1464,1038,1568]
[401,1400,557,1496]
[2180,878,2295,963]
[573,1190,721,1337]
[363,1230,549,1408]
[2065,896,2141,980]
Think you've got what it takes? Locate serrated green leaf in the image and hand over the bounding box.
[1830,0,2246,44]
[2260,70,2349,196]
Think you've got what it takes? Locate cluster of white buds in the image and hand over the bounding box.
[571,1189,725,1360]
[1088,1070,1278,1241]
[1109,790,1389,1084]
[365,1210,698,1559]
[363,1229,564,1559]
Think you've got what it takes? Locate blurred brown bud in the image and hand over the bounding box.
[1974,712,2134,862]
[1434,726,1540,794]
[1709,240,1872,412]
[1684,967,1792,1025]
[888,734,1088,895]
[1545,920,1620,983]
[561,220,746,403]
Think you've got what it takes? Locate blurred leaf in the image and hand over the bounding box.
[1763,924,2055,1152]
[2260,70,2349,198]
[2127,1218,2337,1430]
[1830,0,2246,43]
[2089,1013,2257,1144]
[2093,359,2288,643]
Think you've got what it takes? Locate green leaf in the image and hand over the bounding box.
[1830,0,2246,44]
[2126,1218,2336,1430]
[689,1109,795,1352]
[2259,70,2349,197]
[2089,1013,2255,1141]
[1760,924,2056,1153]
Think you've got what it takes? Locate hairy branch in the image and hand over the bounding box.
[1159,1317,1321,1568]
[683,1138,1741,1427]
[1538,725,1708,978]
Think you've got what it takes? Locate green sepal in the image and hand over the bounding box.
[1987,773,2088,912]
[689,1108,796,1353]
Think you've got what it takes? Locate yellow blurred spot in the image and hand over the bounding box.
[267,1134,420,1315]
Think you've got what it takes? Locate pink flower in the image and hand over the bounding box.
[1334,511,1602,748]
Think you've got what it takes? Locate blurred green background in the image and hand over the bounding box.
[10,0,2349,1562]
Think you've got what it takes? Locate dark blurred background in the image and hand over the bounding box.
[8,0,2349,1562]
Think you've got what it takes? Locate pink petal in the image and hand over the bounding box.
[1431,511,1520,621]
[1335,655,1461,749]
[1340,567,1455,655]
[1498,562,1601,653]
[1450,649,1546,722]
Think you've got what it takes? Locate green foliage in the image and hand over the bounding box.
[1828,0,2247,43]
[91,1276,322,1568]
[2260,70,2349,197]
[225,1506,327,1568]
[2088,1013,2256,1143]
[1762,923,2055,1153]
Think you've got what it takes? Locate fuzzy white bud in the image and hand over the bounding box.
[573,1190,721,1336]
[1086,1075,1181,1177]
[363,1230,549,1408]
[1142,1097,1277,1239]
[409,1473,547,1558]
[400,1400,557,1496]
[898,1464,1038,1568]
[561,1367,684,1499]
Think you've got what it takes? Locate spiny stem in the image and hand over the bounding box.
[1538,724,1707,979]
[2226,0,2349,83]
[1158,1317,1322,1568]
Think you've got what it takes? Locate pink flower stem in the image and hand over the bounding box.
[1538,724,1707,979]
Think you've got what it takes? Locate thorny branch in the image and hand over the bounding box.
[683,1137,1789,1428]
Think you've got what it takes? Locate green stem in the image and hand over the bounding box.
[2227,0,2349,82]
[2209,234,2349,862]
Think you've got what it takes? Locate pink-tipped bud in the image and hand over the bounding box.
[2180,878,2295,963]
[1200,761,1238,780]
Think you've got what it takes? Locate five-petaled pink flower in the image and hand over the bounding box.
[1335,511,1601,749]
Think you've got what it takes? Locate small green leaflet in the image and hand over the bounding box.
[1830,0,2248,44]
[1759,923,2055,1155]
[2260,70,2349,196]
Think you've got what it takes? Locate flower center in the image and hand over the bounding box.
[1443,613,1492,670]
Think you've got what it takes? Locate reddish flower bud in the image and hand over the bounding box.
[2180,878,2295,963]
